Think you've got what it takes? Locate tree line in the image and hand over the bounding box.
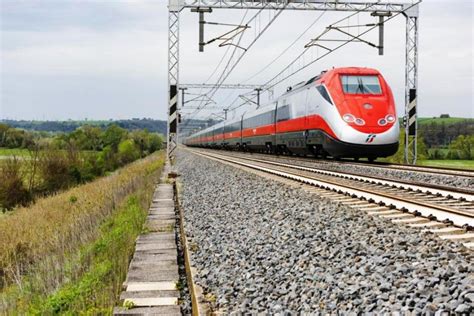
[0,124,163,211]
[420,119,473,148]
[1,118,167,134]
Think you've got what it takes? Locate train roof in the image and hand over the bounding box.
[191,125,214,137]
[242,103,275,118]
[225,116,242,125]
[187,67,382,139]
[319,67,381,83]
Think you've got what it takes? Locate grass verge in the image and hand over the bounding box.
[0,148,30,157]
[32,195,147,314]
[417,159,474,170]
[0,151,165,313]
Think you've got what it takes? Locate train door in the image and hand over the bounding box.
[223,121,226,146]
[303,87,311,144]
[272,101,277,147]
[239,113,244,149]
[291,89,310,151]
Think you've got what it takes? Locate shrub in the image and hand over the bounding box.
[96,145,118,172]
[449,135,474,160]
[37,150,76,193]
[0,158,31,210]
[428,148,445,160]
[147,133,163,153]
[388,133,428,163]
[102,125,127,151]
[446,149,461,160]
[118,140,140,165]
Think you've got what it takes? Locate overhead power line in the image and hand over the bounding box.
[185,4,285,120]
[242,0,329,84]
[263,1,420,91]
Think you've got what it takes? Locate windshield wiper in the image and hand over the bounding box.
[357,78,365,93]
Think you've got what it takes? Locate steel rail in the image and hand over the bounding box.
[344,160,474,178]
[203,150,474,198]
[222,150,474,178]
[189,148,474,228]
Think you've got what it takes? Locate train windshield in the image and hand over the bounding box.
[340,75,382,94]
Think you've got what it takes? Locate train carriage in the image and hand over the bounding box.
[241,104,276,151]
[223,117,243,148]
[185,67,399,161]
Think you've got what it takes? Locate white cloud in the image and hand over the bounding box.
[2,28,167,76]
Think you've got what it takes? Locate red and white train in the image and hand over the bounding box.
[184,67,399,161]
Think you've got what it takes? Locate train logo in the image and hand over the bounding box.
[365,134,377,143]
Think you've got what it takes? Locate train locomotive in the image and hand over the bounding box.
[184,67,399,161]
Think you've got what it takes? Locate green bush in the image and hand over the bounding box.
[428,148,446,160]
[387,132,428,163]
[446,149,461,160]
[448,135,474,160]
[0,158,32,210]
[38,150,76,193]
[118,140,140,165]
[102,125,127,151]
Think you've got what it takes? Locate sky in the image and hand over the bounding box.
[0,0,473,121]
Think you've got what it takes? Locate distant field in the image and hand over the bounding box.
[418,159,474,170]
[0,148,97,158]
[0,148,30,157]
[417,117,473,125]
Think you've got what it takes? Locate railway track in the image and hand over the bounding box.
[222,150,474,179]
[203,149,473,196]
[188,148,474,248]
[336,159,474,178]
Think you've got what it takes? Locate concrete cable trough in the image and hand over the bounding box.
[114,168,181,315]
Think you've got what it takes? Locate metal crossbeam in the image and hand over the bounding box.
[179,83,268,89]
[179,0,417,15]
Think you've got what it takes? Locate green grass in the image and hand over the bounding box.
[0,148,98,157]
[33,195,148,314]
[418,159,474,170]
[397,117,473,127]
[3,189,153,314]
[417,117,474,126]
[0,148,30,157]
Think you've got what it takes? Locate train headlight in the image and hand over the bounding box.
[386,114,396,123]
[378,118,387,126]
[343,114,355,123]
[355,118,365,126]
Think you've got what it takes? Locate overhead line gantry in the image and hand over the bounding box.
[167,0,420,164]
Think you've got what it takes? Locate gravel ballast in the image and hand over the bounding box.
[177,149,473,314]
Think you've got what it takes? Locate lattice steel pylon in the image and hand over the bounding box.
[167,0,420,163]
[167,4,180,160]
[404,8,419,164]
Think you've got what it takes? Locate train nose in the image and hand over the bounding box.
[344,98,394,128]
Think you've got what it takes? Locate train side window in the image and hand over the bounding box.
[276,105,290,122]
[316,85,333,105]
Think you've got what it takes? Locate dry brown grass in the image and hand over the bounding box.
[0,151,165,295]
